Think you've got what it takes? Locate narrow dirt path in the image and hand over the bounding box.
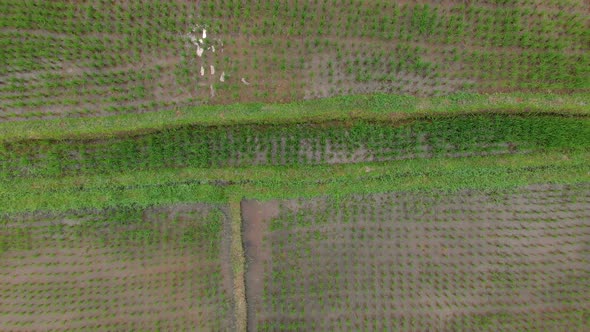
[241,199,279,332]
[229,198,248,332]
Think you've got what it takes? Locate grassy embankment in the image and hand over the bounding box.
[1,92,588,142]
[1,92,589,214]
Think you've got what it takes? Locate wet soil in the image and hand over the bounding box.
[241,199,279,332]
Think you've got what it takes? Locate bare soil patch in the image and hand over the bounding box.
[241,199,279,332]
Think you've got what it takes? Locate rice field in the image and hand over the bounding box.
[1,204,234,331]
[1,0,588,120]
[243,184,590,331]
[1,0,589,331]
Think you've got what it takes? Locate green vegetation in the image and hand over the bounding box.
[1,0,589,330]
[1,92,588,142]
[2,114,589,178]
[2,149,588,215]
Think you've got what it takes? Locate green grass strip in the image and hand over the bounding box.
[235,151,590,201]
[2,150,588,214]
[0,92,588,142]
[0,182,225,215]
[3,115,589,178]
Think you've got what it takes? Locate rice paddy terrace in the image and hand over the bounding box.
[1,1,589,331]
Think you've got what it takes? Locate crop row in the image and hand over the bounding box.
[2,116,588,178]
[5,1,584,42]
[271,183,590,228]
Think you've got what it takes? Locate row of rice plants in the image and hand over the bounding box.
[2,115,588,178]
